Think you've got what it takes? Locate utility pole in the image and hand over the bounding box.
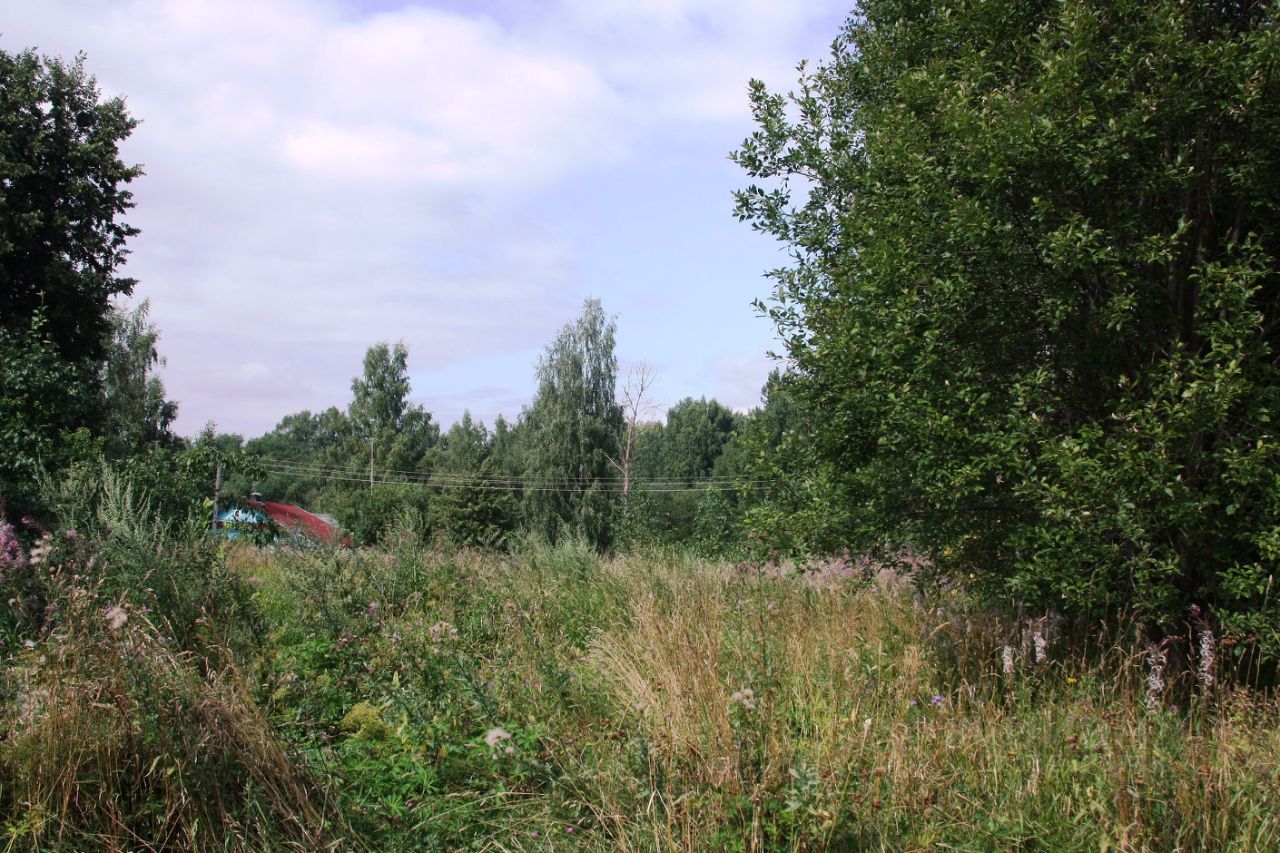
[369,436,375,489]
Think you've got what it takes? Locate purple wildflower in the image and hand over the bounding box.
[931,694,946,707]
[65,529,78,540]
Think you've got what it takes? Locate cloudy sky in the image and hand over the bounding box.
[6,0,849,437]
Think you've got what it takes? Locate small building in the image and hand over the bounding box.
[216,494,346,545]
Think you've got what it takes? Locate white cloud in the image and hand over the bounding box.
[710,350,779,413]
[3,0,847,435]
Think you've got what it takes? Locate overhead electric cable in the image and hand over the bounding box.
[249,457,773,493]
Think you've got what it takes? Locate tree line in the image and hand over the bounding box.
[4,0,1280,659]
[214,302,783,554]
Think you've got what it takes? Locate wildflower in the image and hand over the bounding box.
[429,620,458,644]
[27,533,53,567]
[1001,645,1015,677]
[1198,629,1216,690]
[931,694,946,707]
[730,688,756,711]
[64,528,78,540]
[365,601,380,615]
[1032,628,1047,665]
[1145,646,1167,713]
[863,717,872,737]
[565,826,575,833]
[485,726,513,756]
[0,519,26,573]
[1066,676,1078,685]
[105,604,128,631]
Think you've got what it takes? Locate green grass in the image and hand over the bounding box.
[5,538,1280,850]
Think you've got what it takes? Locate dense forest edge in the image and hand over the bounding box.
[2,0,1280,849]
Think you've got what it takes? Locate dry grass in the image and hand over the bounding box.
[0,579,344,853]
[563,557,1280,851]
[32,541,1277,851]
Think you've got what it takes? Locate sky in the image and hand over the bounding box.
[5,0,850,438]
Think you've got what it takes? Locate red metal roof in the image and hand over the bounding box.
[247,497,344,545]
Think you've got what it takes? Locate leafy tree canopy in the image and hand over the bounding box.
[735,0,1280,644]
[0,48,141,366]
[523,298,623,549]
[100,300,178,459]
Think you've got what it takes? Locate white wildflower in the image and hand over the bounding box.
[28,534,53,567]
[1146,646,1166,712]
[1198,629,1216,690]
[429,620,458,644]
[1032,629,1047,665]
[105,604,128,631]
[485,726,512,749]
[1002,645,1016,677]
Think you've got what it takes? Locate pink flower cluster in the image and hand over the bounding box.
[0,518,26,581]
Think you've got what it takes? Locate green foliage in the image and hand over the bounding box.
[242,407,350,504]
[429,413,520,549]
[0,48,141,367]
[33,456,261,656]
[327,482,432,547]
[0,313,97,517]
[635,397,743,486]
[523,299,624,550]
[350,341,413,437]
[0,50,162,521]
[0,550,337,851]
[99,300,179,459]
[734,1,1280,646]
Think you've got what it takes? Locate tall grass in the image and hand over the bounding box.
[238,544,1280,851]
[0,576,344,851]
[4,516,1279,850]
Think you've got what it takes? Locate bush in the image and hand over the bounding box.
[0,572,342,851]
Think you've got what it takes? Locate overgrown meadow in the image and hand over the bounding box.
[3,477,1278,851]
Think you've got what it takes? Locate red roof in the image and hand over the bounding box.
[247,498,345,545]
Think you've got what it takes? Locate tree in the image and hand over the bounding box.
[244,408,351,506]
[650,397,742,486]
[100,300,178,459]
[348,341,438,478]
[627,396,743,547]
[429,412,518,548]
[522,299,623,550]
[612,361,659,496]
[0,49,142,367]
[734,1,1280,647]
[0,313,95,516]
[350,342,413,438]
[0,48,142,516]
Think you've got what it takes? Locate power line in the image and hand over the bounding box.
[254,454,762,484]
[249,457,773,494]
